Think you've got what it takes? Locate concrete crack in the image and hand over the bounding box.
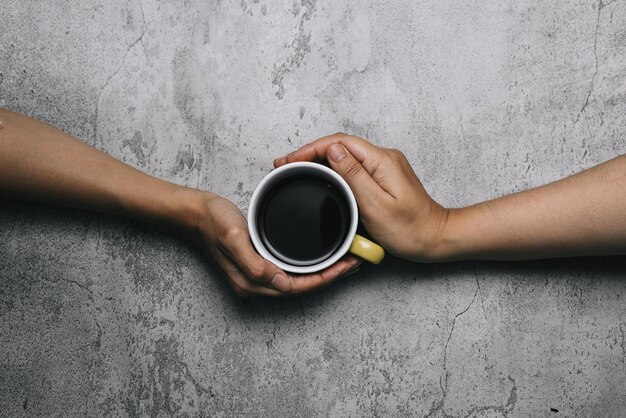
[132,0,147,48]
[425,280,479,417]
[574,0,603,124]
[94,0,147,143]
[440,283,479,392]
[94,50,131,144]
[178,359,214,398]
[64,277,93,295]
[473,262,487,320]
[39,276,93,297]
[461,376,518,418]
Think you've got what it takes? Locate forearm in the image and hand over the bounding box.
[433,155,626,261]
[0,108,204,231]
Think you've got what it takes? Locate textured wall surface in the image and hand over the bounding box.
[1,0,626,416]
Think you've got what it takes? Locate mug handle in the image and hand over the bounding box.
[348,234,385,265]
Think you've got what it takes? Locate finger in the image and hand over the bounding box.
[275,133,385,175]
[325,143,392,208]
[219,226,294,293]
[213,248,285,297]
[287,256,363,295]
[276,134,408,198]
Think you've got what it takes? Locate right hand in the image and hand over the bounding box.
[274,133,449,262]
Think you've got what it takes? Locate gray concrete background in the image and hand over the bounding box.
[1,0,626,416]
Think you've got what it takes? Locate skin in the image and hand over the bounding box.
[275,133,626,262]
[0,109,361,297]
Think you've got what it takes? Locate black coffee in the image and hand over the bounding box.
[257,173,350,266]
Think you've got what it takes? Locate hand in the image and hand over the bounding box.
[185,192,362,297]
[274,133,449,262]
[0,110,361,294]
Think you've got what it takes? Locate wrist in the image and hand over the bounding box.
[122,179,216,236]
[167,187,217,234]
[420,207,466,262]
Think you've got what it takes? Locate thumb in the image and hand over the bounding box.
[327,144,383,208]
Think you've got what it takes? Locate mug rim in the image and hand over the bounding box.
[248,162,359,274]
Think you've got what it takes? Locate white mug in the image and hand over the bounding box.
[248,162,385,274]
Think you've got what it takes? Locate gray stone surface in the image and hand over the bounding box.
[1,0,626,416]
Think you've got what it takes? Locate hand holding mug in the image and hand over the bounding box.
[189,192,362,297]
[274,133,449,262]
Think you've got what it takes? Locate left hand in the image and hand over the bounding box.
[187,192,362,297]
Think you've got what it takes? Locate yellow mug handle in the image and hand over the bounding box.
[348,234,385,265]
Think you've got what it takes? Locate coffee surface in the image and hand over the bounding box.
[257,174,350,265]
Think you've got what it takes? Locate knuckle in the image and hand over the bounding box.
[343,161,363,180]
[247,262,266,282]
[224,225,245,246]
[331,132,354,142]
[389,148,404,161]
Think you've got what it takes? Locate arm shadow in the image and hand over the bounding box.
[3,199,624,323]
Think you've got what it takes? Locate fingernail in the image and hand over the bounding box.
[273,157,284,167]
[271,273,292,293]
[328,144,346,163]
